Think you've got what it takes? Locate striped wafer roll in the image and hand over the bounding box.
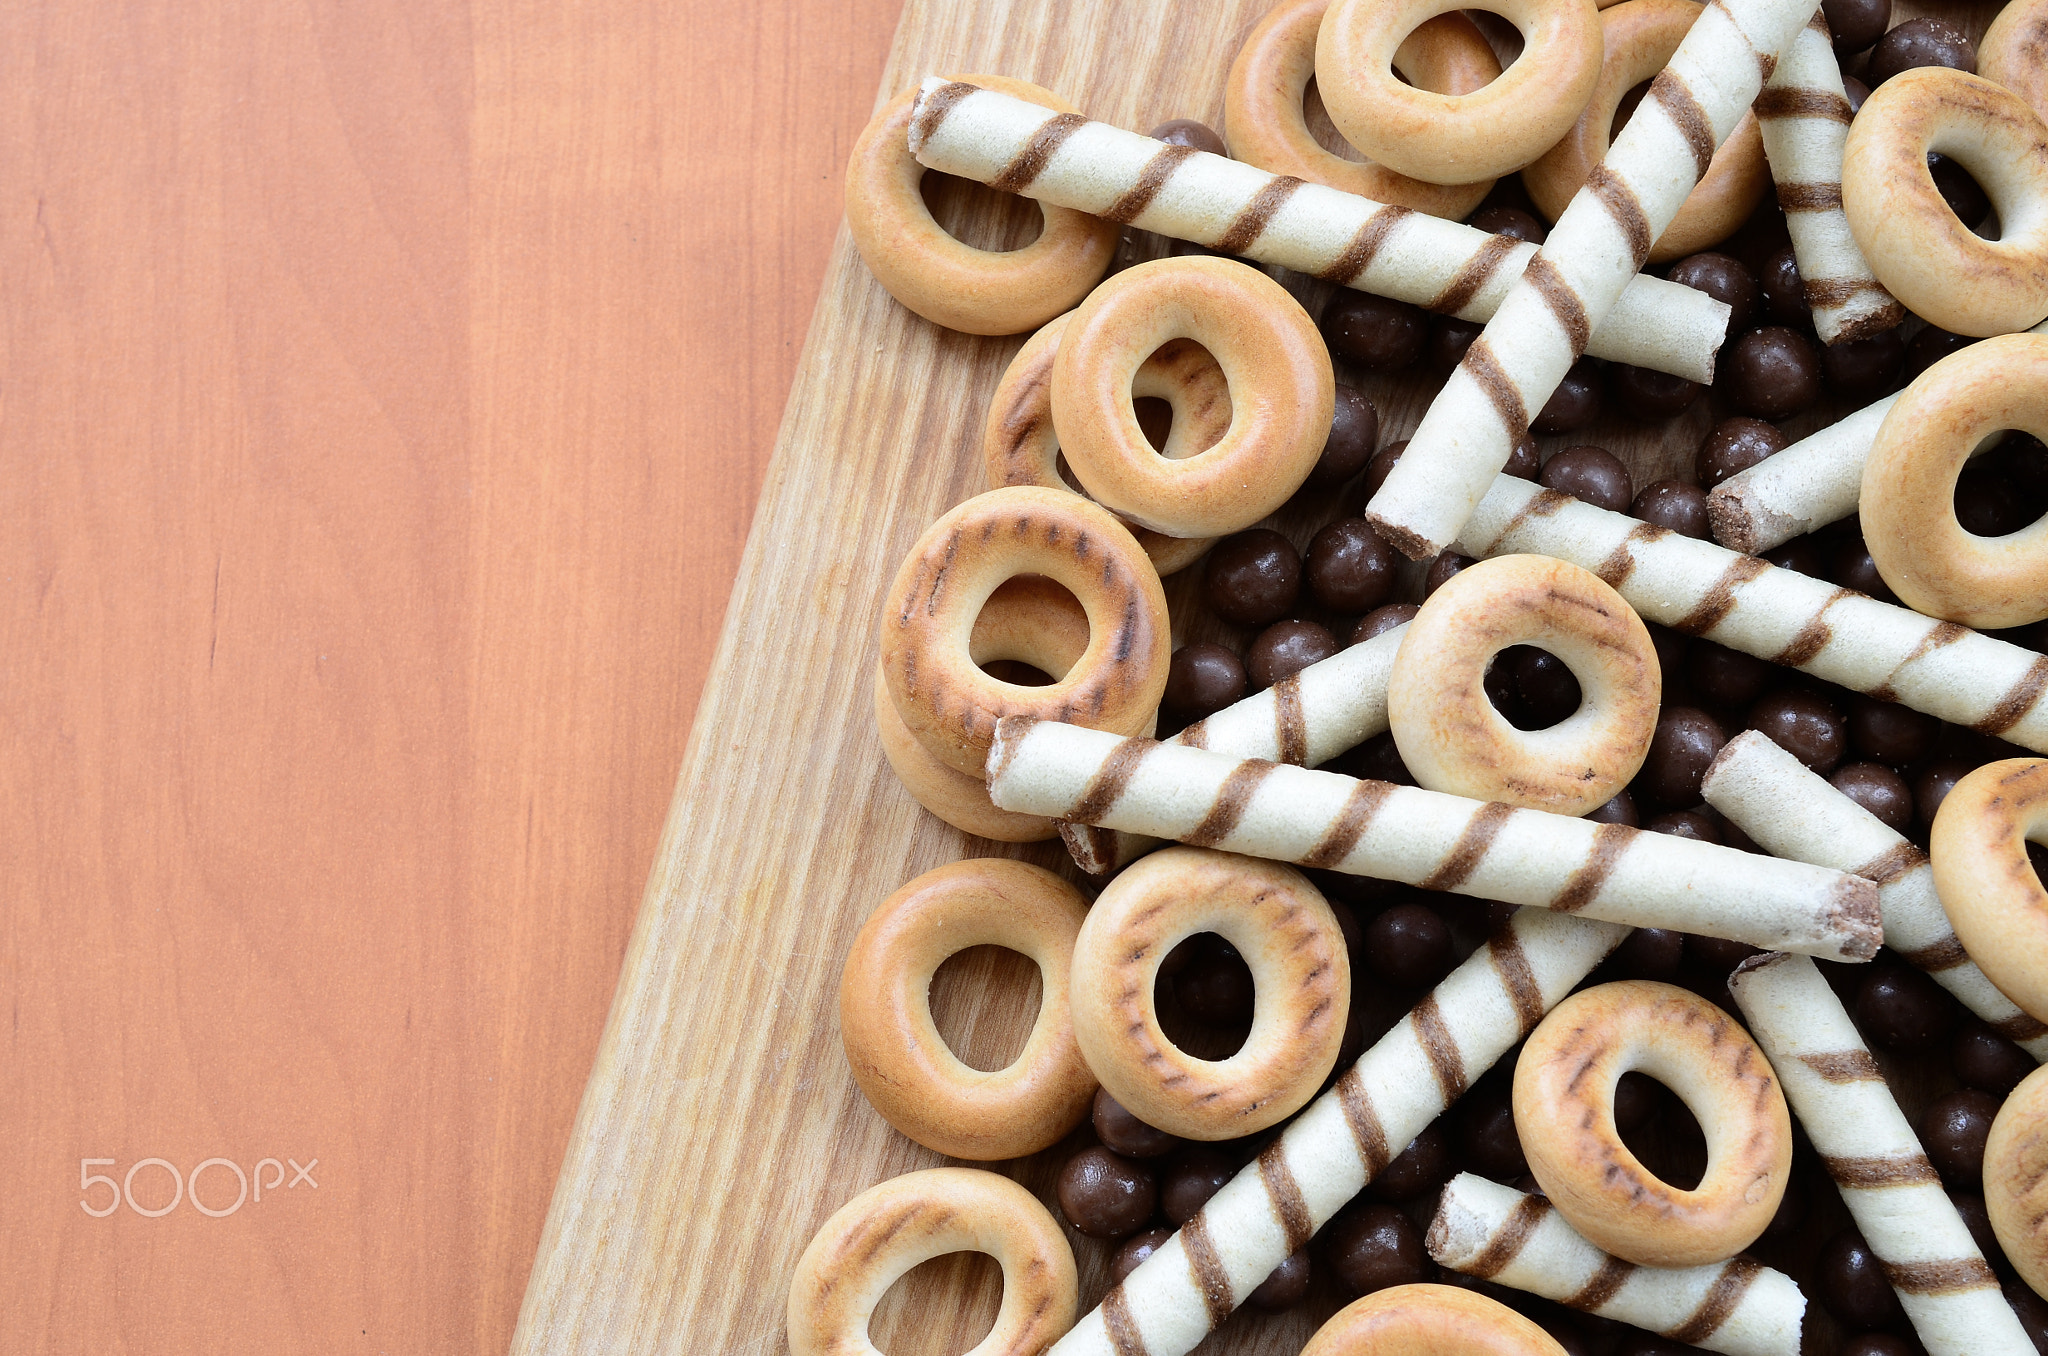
[986,717,1880,959]
[1754,14,1902,344]
[1453,474,2048,753]
[1728,953,2035,1356]
[1365,0,1823,560]
[1049,908,1629,1356]
[1702,730,2048,1057]
[905,80,1728,380]
[1062,623,1405,876]
[1706,392,1898,554]
[1427,1174,1803,1356]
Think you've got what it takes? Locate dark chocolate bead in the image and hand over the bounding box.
[1533,357,1603,433]
[1511,646,1583,727]
[1586,790,1641,827]
[1165,643,1247,721]
[1824,327,1907,403]
[1817,1230,1906,1329]
[1093,1087,1181,1159]
[1922,1090,1999,1187]
[1307,518,1398,613]
[1637,706,1728,808]
[1332,731,1415,786]
[1907,326,1974,381]
[1954,1192,2003,1273]
[1843,74,1871,115]
[1160,1145,1236,1225]
[1747,687,1847,774]
[1504,433,1540,481]
[1430,315,1482,373]
[1363,441,1406,500]
[1247,619,1340,689]
[1631,479,1709,538]
[1368,1123,1454,1201]
[1760,245,1811,328]
[1363,902,1453,988]
[1149,119,1229,155]
[2011,1281,2048,1356]
[1646,809,1720,842]
[1057,1146,1159,1240]
[1304,385,1380,492]
[1690,638,1775,708]
[1848,694,1938,765]
[1610,927,1684,981]
[1245,1250,1312,1311]
[1831,535,1899,604]
[1697,416,1789,489]
[1470,205,1547,244]
[1915,758,1977,833]
[1823,0,1890,54]
[1352,603,1419,645]
[1668,252,1758,334]
[1109,1226,1174,1283]
[1830,761,1915,834]
[1425,550,1475,598]
[1840,1337,1917,1356]
[1855,963,1957,1051]
[1613,1070,1661,1133]
[1324,292,1427,370]
[1929,154,1992,230]
[1715,810,1761,854]
[1867,17,1977,85]
[1611,363,1703,420]
[1649,625,1690,694]
[1176,935,1255,1025]
[1204,529,1301,627]
[1760,535,1826,578]
[1541,445,1634,512]
[1955,1021,2037,1095]
[1456,1079,1529,1179]
[1324,1203,1435,1296]
[1723,326,1822,420]
[1687,933,1762,971]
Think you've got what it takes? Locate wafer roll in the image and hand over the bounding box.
[1428,1174,1803,1356]
[987,717,1879,959]
[1454,474,2048,753]
[1754,15,1903,344]
[1702,730,2048,1057]
[1063,623,1405,875]
[1365,0,1823,559]
[1706,393,1898,554]
[1049,908,1629,1356]
[1729,953,2035,1356]
[906,80,1728,380]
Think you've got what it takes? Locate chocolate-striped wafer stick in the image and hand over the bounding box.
[905,80,1728,380]
[986,717,1880,959]
[1729,953,2035,1356]
[1063,623,1406,876]
[1754,15,1902,344]
[1706,392,1898,554]
[1366,0,1823,559]
[1428,1174,1804,1356]
[1454,474,2048,753]
[1703,730,2048,1057]
[1049,908,1629,1356]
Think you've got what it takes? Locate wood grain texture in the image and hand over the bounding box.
[0,0,896,1351]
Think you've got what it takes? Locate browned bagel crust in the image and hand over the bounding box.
[1982,0,2048,127]
[1985,1063,2048,1302]
[1301,1283,1571,1356]
[1931,758,2048,1025]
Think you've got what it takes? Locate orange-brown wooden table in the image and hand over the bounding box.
[0,1,900,1349]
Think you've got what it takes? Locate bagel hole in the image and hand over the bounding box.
[1954,431,2048,538]
[1926,153,1999,239]
[979,659,1056,686]
[1133,396,1176,452]
[930,945,1042,1072]
[1611,81,1651,142]
[1466,9,1526,71]
[920,169,1045,253]
[970,576,1088,686]
[2028,839,2048,893]
[1132,343,1230,458]
[1155,933,1254,1059]
[868,1250,1003,1356]
[1482,645,1584,730]
[1613,1071,1707,1192]
[1303,77,1371,163]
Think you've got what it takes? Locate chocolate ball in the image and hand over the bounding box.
[1324,292,1427,370]
[1541,445,1634,512]
[1057,1146,1159,1239]
[1830,535,1900,604]
[1425,550,1476,598]
[1325,1203,1435,1296]
[1149,119,1228,154]
[1830,761,1916,834]
[1368,1123,1454,1201]
[1867,17,1976,85]
[1817,1230,1906,1329]
[1759,245,1811,328]
[1456,1079,1529,1179]
[1687,933,1762,971]
[1204,529,1301,627]
[1668,252,1758,334]
[1430,315,1482,373]
[1093,1087,1181,1158]
[1824,327,1907,403]
[1247,619,1340,689]
[1245,1249,1313,1311]
[1109,1226,1174,1283]
[1930,154,1993,230]
[1610,926,1684,981]
[1611,363,1703,421]
[1352,603,1419,645]
[1922,1089,1999,1186]
[1160,1145,1236,1225]
[1915,758,1977,834]
[1470,205,1547,244]
[1748,688,1847,773]
[1363,441,1405,500]
[1697,416,1789,489]
[1855,963,1957,1051]
[1333,731,1415,786]
[1958,457,2031,538]
[1533,357,1603,433]
[1907,326,1974,381]
[1762,534,1827,577]
[1165,643,1247,721]
[1306,518,1397,613]
[1587,789,1641,827]
[1848,694,1938,765]
[1823,0,1890,53]
[1637,706,1728,808]
[1304,385,1380,492]
[1175,934,1255,1026]
[1690,638,1775,708]
[2011,1281,2048,1356]
[1843,74,1871,115]
[1956,1022,2037,1095]
[1646,809,1720,842]
[1955,1192,2004,1273]
[1504,433,1541,481]
[1723,326,1822,420]
[1840,1337,1918,1356]
[1509,646,1583,727]
[1363,902,1453,988]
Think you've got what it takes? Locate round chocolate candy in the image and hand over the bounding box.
[1246,619,1339,689]
[1324,1203,1435,1296]
[1921,1089,1999,1186]
[1109,1226,1174,1283]
[1149,119,1228,154]
[1697,416,1789,489]
[1324,292,1426,370]
[1636,706,1728,808]
[1866,16,1976,85]
[1532,357,1602,433]
[1352,603,1419,645]
[1362,902,1452,989]
[1093,1087,1181,1158]
[1302,385,1380,492]
[1668,252,1758,333]
[1164,643,1247,721]
[1424,550,1475,598]
[1854,963,1957,1051]
[1306,518,1397,614]
[1470,205,1546,243]
[1160,1144,1236,1225]
[1611,364,1702,421]
[1723,326,1822,420]
[1822,0,1889,54]
[1057,1146,1159,1239]
[1816,1230,1905,1329]
[1245,1250,1312,1311]
[1747,688,1847,774]
[1829,761,1915,834]
[1540,446,1633,512]
[1204,529,1301,627]
[1823,328,1906,404]
[1847,694,1937,765]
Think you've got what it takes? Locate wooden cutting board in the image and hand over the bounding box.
[509,0,1998,1350]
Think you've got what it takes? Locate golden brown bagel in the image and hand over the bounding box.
[1301,1283,1570,1356]
[1986,1062,2048,1301]
[1931,758,2048,1025]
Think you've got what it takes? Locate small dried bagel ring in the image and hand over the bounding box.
[1068,847,1349,1140]
[1301,1283,1570,1356]
[1861,334,2048,628]
[787,1167,1077,1356]
[984,310,1227,576]
[1985,1063,2048,1300]
[1843,67,2048,337]
[1316,0,1603,184]
[1982,0,2048,126]
[1931,758,2048,1025]
[1514,981,1792,1268]
[838,859,1095,1160]
[1224,0,1498,218]
[879,485,1170,777]
[1523,0,1767,263]
[1387,554,1659,816]
[845,75,1117,335]
[1051,257,1334,538]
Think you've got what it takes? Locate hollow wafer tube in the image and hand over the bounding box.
[1365,0,1823,559]
[1754,15,1903,344]
[985,717,1880,959]
[906,80,1728,380]
[1702,730,2048,1057]
[1454,475,2048,753]
[1706,393,1898,554]
[1049,908,1629,1356]
[1427,1174,1804,1356]
[1728,953,2035,1356]
[1062,623,1405,876]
